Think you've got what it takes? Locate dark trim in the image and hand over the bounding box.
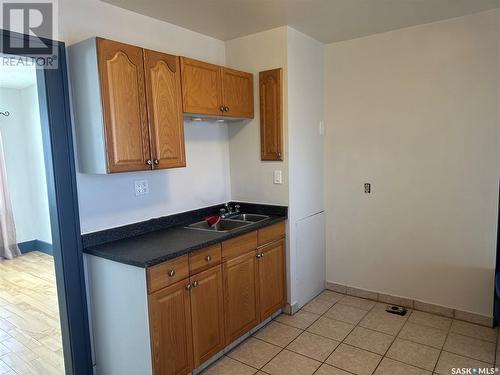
[18,240,53,255]
[1,29,93,374]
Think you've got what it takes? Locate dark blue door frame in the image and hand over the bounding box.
[1,30,93,374]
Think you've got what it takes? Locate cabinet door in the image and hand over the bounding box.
[222,67,254,118]
[257,239,286,320]
[180,57,223,116]
[96,38,151,173]
[259,68,283,161]
[190,266,225,367]
[223,251,259,343]
[144,50,186,169]
[149,280,193,375]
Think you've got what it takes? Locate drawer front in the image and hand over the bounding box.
[189,244,222,275]
[258,221,286,246]
[147,255,189,293]
[222,231,258,261]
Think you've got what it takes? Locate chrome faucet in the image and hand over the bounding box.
[219,203,241,218]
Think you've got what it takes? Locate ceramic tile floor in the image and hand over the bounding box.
[202,290,499,375]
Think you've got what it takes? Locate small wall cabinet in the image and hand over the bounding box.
[259,68,283,161]
[69,37,185,174]
[181,57,254,119]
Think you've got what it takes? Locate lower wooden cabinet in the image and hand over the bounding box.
[190,266,225,367]
[257,239,286,320]
[223,251,260,344]
[149,280,193,375]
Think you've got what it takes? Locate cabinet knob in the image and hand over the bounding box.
[224,106,229,112]
[277,152,281,158]
[193,281,199,288]
[186,284,191,290]
[146,159,153,166]
[205,255,212,262]
[260,252,265,257]
[256,253,262,259]
[220,106,225,112]
[167,269,176,277]
[153,159,159,165]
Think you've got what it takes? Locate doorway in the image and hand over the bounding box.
[0,30,92,374]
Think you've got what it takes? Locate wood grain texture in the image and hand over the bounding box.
[259,68,283,161]
[257,221,285,246]
[190,266,225,367]
[223,251,259,344]
[189,244,221,275]
[180,57,222,116]
[257,239,286,321]
[221,231,258,261]
[148,280,193,375]
[144,50,186,169]
[221,67,254,118]
[96,38,151,173]
[147,255,189,294]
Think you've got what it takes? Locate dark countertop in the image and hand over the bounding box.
[82,203,287,268]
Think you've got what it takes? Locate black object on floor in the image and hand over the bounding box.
[386,305,407,316]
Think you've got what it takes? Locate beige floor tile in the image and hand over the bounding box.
[324,304,368,325]
[202,356,256,375]
[316,291,345,305]
[398,322,448,349]
[0,360,12,375]
[302,297,334,315]
[315,364,352,375]
[227,337,281,369]
[373,357,431,375]
[386,338,440,371]
[307,317,354,341]
[338,296,376,311]
[253,321,302,348]
[262,350,321,375]
[443,333,495,363]
[434,351,493,375]
[274,310,320,330]
[344,326,394,355]
[287,331,340,361]
[450,320,497,343]
[359,310,407,336]
[408,311,452,331]
[326,344,381,375]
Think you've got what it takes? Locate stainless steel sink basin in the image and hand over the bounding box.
[186,219,251,232]
[227,214,269,222]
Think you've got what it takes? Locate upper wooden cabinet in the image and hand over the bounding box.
[180,57,254,119]
[259,68,283,161]
[68,37,186,173]
[144,49,186,169]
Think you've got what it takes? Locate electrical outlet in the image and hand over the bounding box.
[273,170,282,185]
[134,180,149,196]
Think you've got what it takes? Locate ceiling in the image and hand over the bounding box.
[0,57,36,89]
[100,0,500,43]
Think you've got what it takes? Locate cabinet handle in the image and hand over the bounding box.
[224,106,229,112]
[277,152,281,158]
[260,252,265,257]
[193,281,199,288]
[256,253,262,259]
[146,159,153,166]
[153,159,159,165]
[220,106,225,112]
[186,284,191,290]
[167,269,176,277]
[205,255,212,262]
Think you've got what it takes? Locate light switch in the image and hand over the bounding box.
[319,120,325,135]
[273,170,282,184]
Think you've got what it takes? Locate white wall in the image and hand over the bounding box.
[60,0,231,233]
[225,27,289,206]
[325,9,500,316]
[0,86,52,244]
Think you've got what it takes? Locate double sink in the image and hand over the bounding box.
[186,213,269,232]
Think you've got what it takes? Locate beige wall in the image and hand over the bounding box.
[325,9,500,316]
[225,27,289,206]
